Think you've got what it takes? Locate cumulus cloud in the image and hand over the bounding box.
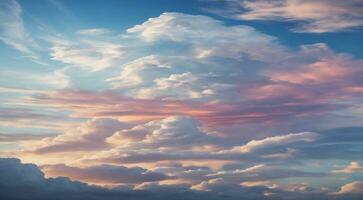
[3,10,363,200]
[20,13,363,132]
[0,158,112,200]
[0,158,274,200]
[126,12,286,62]
[30,118,131,154]
[332,162,363,173]
[107,12,289,99]
[106,116,215,150]
[107,55,172,88]
[332,181,363,195]
[209,0,363,33]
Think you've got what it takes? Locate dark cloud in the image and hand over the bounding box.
[1,158,362,200]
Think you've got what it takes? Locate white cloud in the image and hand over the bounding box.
[191,178,226,191]
[106,116,214,150]
[214,0,363,33]
[0,69,70,90]
[135,72,210,100]
[50,38,124,71]
[225,132,319,153]
[127,12,286,61]
[38,69,70,89]
[332,161,363,173]
[0,0,42,63]
[29,118,131,153]
[108,12,290,101]
[332,181,363,195]
[76,28,110,35]
[107,55,172,88]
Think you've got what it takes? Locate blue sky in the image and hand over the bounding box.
[1,0,363,199]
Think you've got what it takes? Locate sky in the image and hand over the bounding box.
[1,0,363,199]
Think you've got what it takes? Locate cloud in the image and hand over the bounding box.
[30,118,131,154]
[0,107,67,130]
[49,38,124,71]
[0,158,112,200]
[332,181,363,195]
[107,55,172,88]
[76,28,110,35]
[41,163,173,184]
[332,162,363,173]
[18,13,363,133]
[0,0,43,63]
[225,132,319,153]
[206,164,324,182]
[0,133,55,142]
[0,158,273,200]
[126,11,286,60]
[209,0,363,33]
[0,68,71,93]
[106,116,216,150]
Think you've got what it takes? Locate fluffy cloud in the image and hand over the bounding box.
[210,0,363,33]
[30,118,131,154]
[3,8,363,200]
[21,13,363,133]
[0,158,272,200]
[0,158,111,200]
[127,12,286,60]
[333,181,363,195]
[106,12,288,100]
[107,55,172,88]
[332,162,363,173]
[106,116,216,150]
[50,38,124,71]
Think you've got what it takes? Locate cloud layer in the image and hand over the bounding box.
[1,1,363,199]
[208,0,363,33]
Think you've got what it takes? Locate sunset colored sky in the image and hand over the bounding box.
[1,0,363,199]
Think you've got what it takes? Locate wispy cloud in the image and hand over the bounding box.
[205,0,363,33]
[0,0,44,63]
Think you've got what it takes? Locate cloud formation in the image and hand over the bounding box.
[50,38,124,71]
[30,118,131,154]
[332,162,363,173]
[209,0,363,33]
[333,181,363,195]
[41,163,173,184]
[0,0,42,63]
[226,132,319,153]
[1,2,363,199]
